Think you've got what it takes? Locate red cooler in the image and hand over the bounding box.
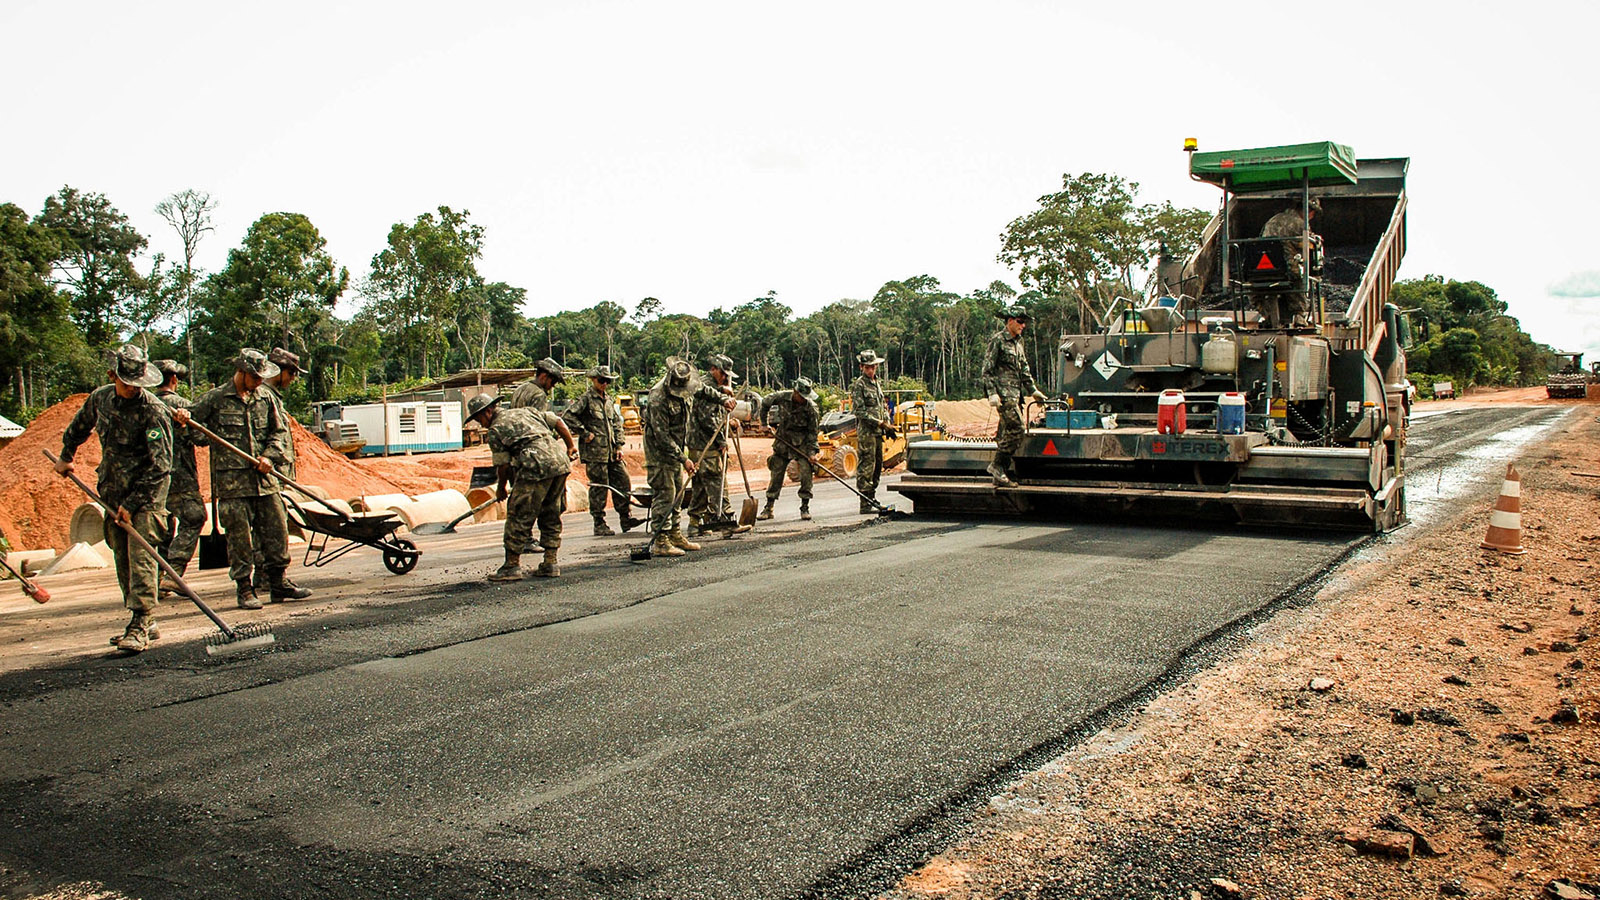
[1157,390,1187,435]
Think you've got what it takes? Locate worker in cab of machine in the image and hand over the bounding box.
[1259,198,1320,327]
[562,364,645,536]
[152,359,208,598]
[465,394,579,582]
[176,349,308,609]
[849,350,896,513]
[686,354,740,536]
[55,345,173,653]
[759,377,822,521]
[509,357,566,411]
[982,306,1048,488]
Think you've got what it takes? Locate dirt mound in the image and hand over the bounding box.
[0,394,402,552]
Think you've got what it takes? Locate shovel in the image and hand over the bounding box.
[412,495,501,535]
[728,423,759,528]
[45,450,274,656]
[631,420,726,561]
[768,433,909,519]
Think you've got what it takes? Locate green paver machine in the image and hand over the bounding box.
[893,140,1412,531]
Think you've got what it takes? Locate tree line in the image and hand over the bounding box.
[0,175,1560,424]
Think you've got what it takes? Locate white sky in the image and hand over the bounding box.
[6,0,1599,360]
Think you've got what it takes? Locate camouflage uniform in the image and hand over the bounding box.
[60,384,173,617]
[850,373,889,503]
[1260,206,1317,325]
[761,387,820,510]
[686,377,734,526]
[190,379,293,586]
[155,386,208,572]
[487,408,571,559]
[643,380,692,540]
[981,312,1041,483]
[508,380,548,411]
[561,383,637,530]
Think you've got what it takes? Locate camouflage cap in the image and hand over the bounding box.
[663,356,694,399]
[108,344,163,388]
[154,358,187,380]
[533,357,567,382]
[587,364,617,382]
[856,349,886,366]
[707,353,737,380]
[235,348,281,380]
[463,393,501,425]
[268,347,304,374]
[995,305,1033,323]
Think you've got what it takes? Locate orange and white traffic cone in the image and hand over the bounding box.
[1480,463,1526,555]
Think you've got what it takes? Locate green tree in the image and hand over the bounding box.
[154,189,217,380]
[0,203,92,415]
[998,173,1142,331]
[198,212,348,379]
[35,186,149,348]
[364,206,484,379]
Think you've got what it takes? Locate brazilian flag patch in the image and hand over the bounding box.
[147,428,162,441]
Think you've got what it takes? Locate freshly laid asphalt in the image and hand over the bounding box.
[0,405,1573,900]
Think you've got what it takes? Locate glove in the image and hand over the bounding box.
[1031,390,1048,403]
[988,394,1001,409]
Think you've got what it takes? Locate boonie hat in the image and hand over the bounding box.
[268,347,304,374]
[707,354,737,381]
[856,349,886,367]
[463,393,501,425]
[791,376,817,401]
[533,357,567,383]
[587,365,617,382]
[663,356,694,399]
[995,305,1033,323]
[109,344,163,388]
[154,358,187,380]
[235,348,281,380]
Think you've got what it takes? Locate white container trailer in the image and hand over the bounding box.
[338,401,463,455]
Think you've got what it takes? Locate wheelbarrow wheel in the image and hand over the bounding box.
[384,538,419,574]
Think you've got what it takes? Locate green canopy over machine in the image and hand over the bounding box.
[1188,141,1358,190]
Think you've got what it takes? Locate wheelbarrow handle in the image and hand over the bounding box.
[182,418,352,522]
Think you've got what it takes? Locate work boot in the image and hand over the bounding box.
[268,568,313,602]
[235,580,263,610]
[488,552,524,582]
[113,612,154,653]
[799,501,811,521]
[593,518,615,536]
[859,497,876,514]
[651,534,686,557]
[668,530,701,552]
[986,462,1015,488]
[533,548,561,577]
[620,514,647,534]
[757,500,775,521]
[158,564,186,599]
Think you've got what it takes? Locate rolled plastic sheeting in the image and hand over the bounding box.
[353,493,411,513]
[465,487,504,522]
[384,489,470,532]
[69,503,106,546]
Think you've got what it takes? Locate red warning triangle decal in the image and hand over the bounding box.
[1255,252,1275,271]
[1042,439,1059,456]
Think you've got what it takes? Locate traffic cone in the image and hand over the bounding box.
[1480,463,1526,555]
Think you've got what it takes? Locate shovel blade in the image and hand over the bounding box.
[739,498,758,527]
[412,523,451,535]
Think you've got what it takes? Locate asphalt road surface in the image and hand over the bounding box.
[0,405,1573,900]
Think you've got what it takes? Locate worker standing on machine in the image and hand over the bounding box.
[982,306,1047,488]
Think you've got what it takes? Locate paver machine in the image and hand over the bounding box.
[893,140,1412,532]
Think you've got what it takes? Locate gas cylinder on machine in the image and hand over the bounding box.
[1157,390,1187,435]
[1201,328,1238,375]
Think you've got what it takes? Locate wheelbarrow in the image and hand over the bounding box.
[283,494,421,575]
